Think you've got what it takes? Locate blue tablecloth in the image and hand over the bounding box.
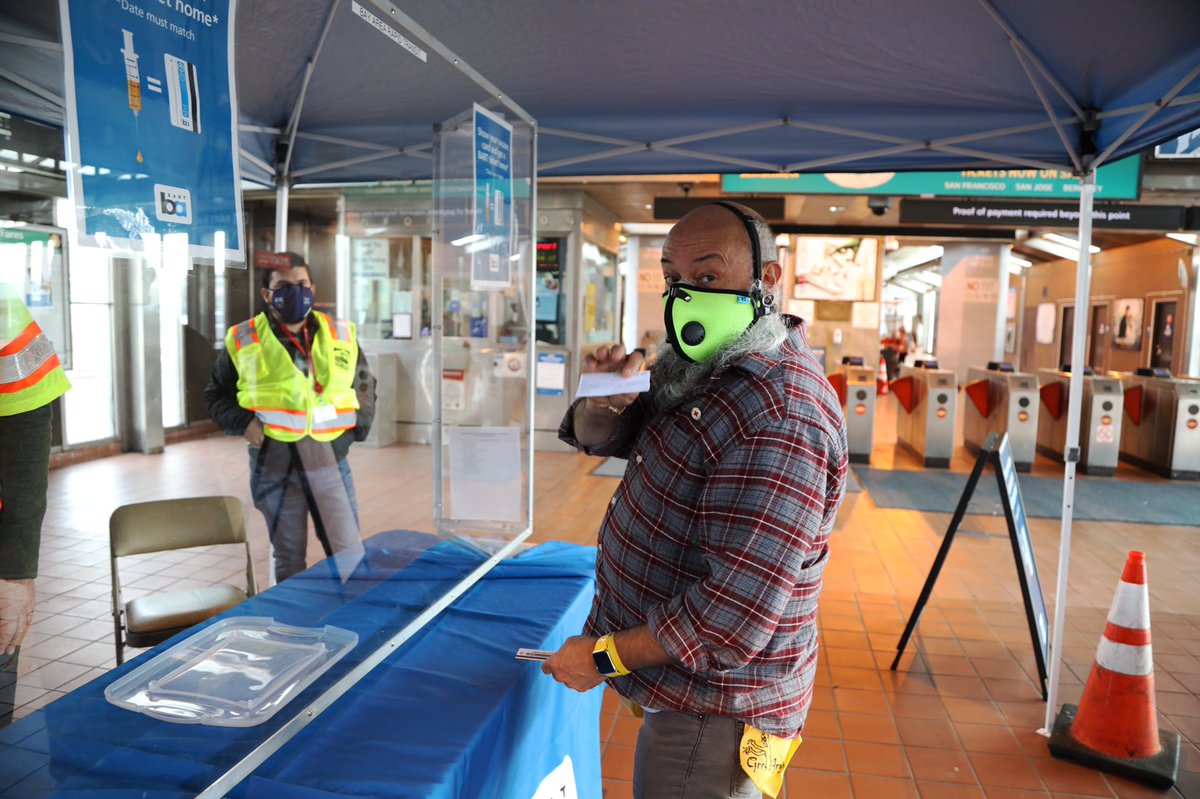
[0,532,602,798]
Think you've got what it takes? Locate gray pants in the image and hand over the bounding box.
[249,437,361,583]
[633,711,761,799]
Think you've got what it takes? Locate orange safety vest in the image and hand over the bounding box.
[225,311,358,442]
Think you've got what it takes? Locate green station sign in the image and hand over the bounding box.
[721,155,1140,200]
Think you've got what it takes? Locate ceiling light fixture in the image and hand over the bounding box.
[1043,232,1100,254]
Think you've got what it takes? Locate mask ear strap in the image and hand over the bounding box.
[711,201,768,317]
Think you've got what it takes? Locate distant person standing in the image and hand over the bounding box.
[205,253,375,583]
[896,323,910,364]
[0,283,71,727]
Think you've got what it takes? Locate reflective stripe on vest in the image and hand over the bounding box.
[311,408,357,434]
[231,318,258,351]
[251,408,308,434]
[0,323,60,392]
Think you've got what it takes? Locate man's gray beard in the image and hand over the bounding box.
[653,313,789,410]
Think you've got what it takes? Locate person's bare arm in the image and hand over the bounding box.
[541,625,674,692]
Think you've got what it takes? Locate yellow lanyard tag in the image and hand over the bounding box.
[739,725,801,799]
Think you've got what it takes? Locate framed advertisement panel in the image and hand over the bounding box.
[792,236,878,302]
[58,0,244,261]
[1112,298,1144,351]
[1148,295,1181,371]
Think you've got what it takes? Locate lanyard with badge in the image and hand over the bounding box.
[280,324,339,425]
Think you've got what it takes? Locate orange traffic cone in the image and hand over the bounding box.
[877,356,890,395]
[1048,551,1180,788]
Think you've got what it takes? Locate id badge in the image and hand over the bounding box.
[313,404,338,424]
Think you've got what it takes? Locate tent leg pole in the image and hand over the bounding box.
[1041,171,1095,735]
[275,180,290,253]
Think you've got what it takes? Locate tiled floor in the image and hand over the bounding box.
[10,395,1200,797]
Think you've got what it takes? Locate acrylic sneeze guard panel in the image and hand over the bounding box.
[432,104,537,552]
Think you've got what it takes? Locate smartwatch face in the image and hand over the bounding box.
[593,648,618,676]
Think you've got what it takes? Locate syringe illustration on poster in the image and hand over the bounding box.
[60,0,242,259]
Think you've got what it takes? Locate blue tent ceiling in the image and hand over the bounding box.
[2,0,1200,184]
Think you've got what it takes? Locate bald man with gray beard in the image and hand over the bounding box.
[543,203,849,799]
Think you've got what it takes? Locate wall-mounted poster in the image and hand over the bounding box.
[1035,303,1056,345]
[792,237,878,302]
[1150,299,1178,370]
[1112,299,1144,350]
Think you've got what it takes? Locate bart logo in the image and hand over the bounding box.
[154,184,193,224]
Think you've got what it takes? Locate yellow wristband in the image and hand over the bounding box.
[592,634,632,677]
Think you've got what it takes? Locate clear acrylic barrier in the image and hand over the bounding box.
[432,104,537,550]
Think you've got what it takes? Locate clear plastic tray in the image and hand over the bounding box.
[104,616,358,727]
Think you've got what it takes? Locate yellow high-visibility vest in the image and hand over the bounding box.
[0,283,71,417]
[225,311,358,442]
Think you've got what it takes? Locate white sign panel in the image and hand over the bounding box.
[448,425,522,522]
[352,239,390,278]
[1035,303,1057,345]
[530,756,578,799]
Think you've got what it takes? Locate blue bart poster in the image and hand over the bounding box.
[59,0,244,260]
[472,104,513,289]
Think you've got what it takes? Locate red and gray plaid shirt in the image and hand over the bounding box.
[560,317,847,737]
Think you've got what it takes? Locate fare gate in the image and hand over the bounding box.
[1036,369,1123,476]
[962,363,1039,472]
[891,360,957,468]
[1113,368,1200,480]
[828,356,877,464]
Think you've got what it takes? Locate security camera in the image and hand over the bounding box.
[867,196,892,217]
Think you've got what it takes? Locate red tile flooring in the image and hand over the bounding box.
[11,395,1200,797]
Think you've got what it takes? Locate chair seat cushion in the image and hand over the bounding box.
[125,585,247,635]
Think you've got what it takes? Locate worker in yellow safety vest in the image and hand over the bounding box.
[1,282,71,727]
[205,252,375,583]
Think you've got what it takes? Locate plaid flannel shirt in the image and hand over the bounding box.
[560,317,847,737]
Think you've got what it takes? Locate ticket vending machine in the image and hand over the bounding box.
[1113,368,1200,479]
[1036,368,1123,476]
[891,360,957,468]
[962,363,1040,472]
[828,356,877,463]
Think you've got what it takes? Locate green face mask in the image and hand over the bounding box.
[662,201,774,363]
[662,283,761,363]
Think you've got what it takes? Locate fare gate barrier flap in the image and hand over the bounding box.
[964,365,1039,472]
[1124,384,1144,426]
[965,379,992,418]
[1040,381,1064,421]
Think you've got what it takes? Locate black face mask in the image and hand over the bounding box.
[269,284,313,323]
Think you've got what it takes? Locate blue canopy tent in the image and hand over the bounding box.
[3,0,1200,757]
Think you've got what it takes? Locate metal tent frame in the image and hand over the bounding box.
[4,0,1200,750]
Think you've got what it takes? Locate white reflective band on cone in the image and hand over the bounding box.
[1096,637,1154,676]
[1107,581,1150,630]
